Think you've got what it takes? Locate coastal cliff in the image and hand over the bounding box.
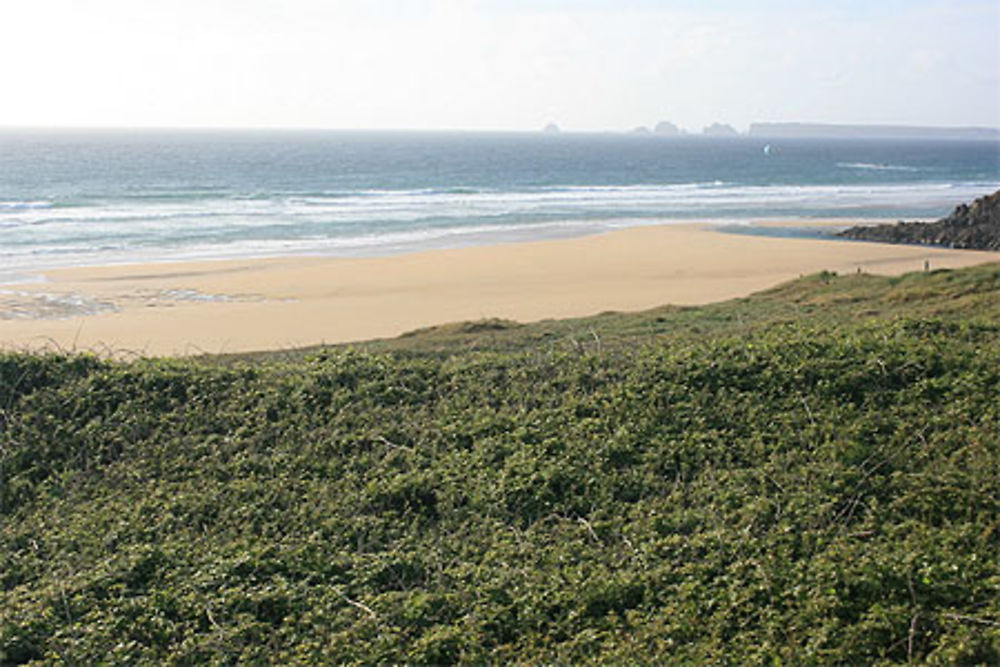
[839,189,1000,250]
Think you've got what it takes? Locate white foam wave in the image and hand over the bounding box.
[837,162,922,173]
[3,180,997,272]
[109,218,623,263]
[5,181,989,233]
[0,200,54,211]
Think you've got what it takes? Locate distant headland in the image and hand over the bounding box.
[748,123,1000,140]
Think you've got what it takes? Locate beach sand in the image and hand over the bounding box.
[2,223,998,357]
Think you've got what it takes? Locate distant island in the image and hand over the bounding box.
[654,120,681,136]
[542,121,998,140]
[702,122,739,137]
[839,189,1000,250]
[749,122,1000,140]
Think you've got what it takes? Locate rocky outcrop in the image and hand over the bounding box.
[838,190,1000,251]
[654,121,681,136]
[703,123,739,137]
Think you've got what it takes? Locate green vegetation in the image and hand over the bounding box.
[2,264,1000,664]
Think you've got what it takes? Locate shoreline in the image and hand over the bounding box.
[0,216,916,285]
[2,222,999,357]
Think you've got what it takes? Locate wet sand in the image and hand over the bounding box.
[1,223,997,357]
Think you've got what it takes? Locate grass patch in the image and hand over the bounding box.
[2,264,999,663]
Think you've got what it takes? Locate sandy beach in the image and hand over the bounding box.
[1,223,998,357]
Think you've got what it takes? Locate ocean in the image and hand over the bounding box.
[1,129,998,282]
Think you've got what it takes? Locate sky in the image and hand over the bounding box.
[1,0,998,132]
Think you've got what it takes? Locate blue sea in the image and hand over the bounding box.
[1,129,998,282]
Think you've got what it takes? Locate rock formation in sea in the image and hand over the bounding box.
[702,123,739,137]
[838,189,1000,251]
[654,121,681,136]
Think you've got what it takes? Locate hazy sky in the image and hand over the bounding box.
[2,0,998,131]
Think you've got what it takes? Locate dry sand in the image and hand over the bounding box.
[1,223,998,357]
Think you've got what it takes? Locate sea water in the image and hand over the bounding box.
[1,129,998,280]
